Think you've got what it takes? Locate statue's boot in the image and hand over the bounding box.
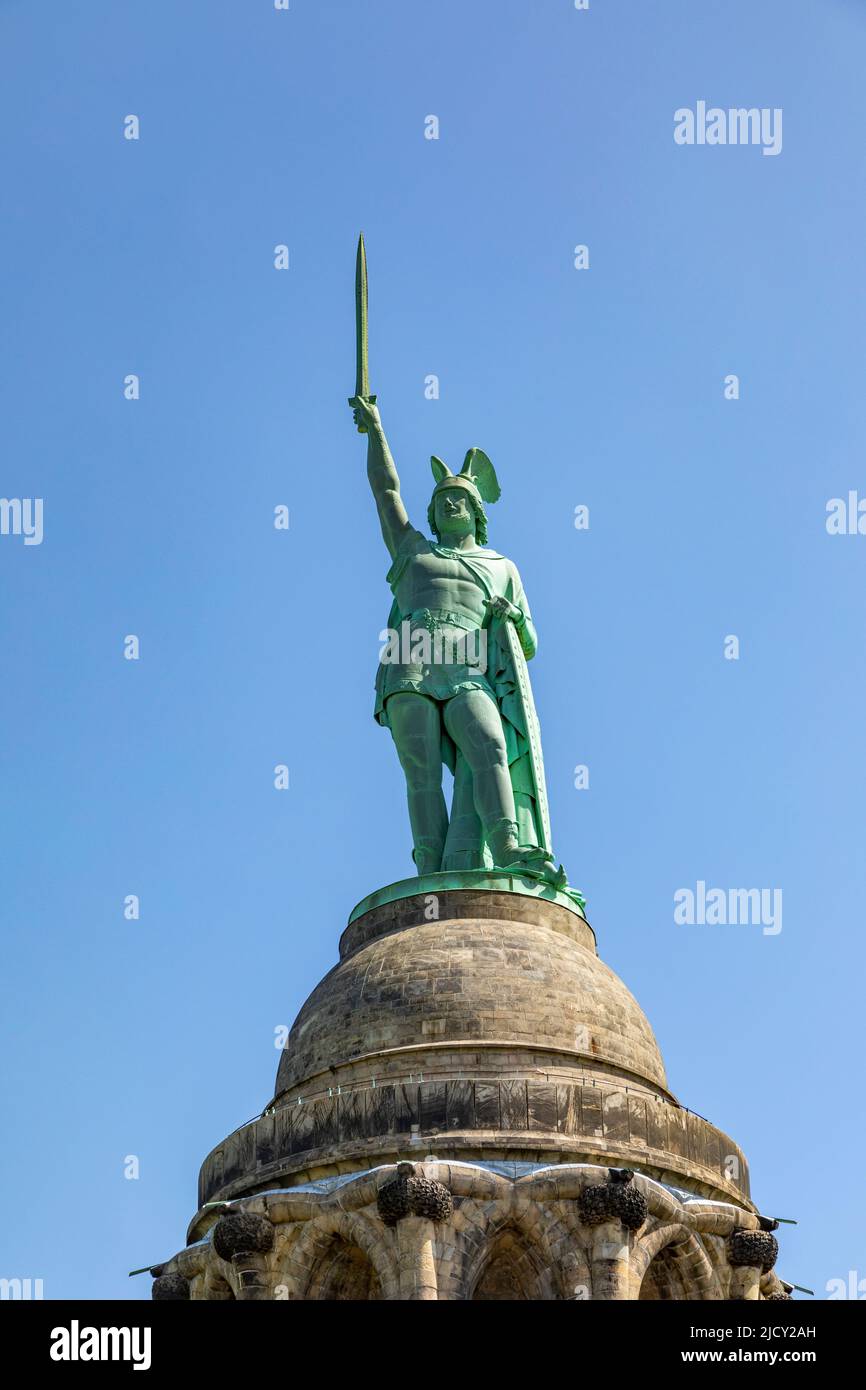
[403,774,448,877]
[486,817,555,872]
[411,838,445,877]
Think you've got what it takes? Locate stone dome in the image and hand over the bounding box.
[195,886,751,1212]
[275,889,668,1098]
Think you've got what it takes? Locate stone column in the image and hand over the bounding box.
[377,1162,453,1301]
[590,1221,632,1301]
[396,1217,438,1300]
[578,1169,648,1301]
[727,1227,779,1302]
[213,1211,275,1301]
[729,1265,762,1300]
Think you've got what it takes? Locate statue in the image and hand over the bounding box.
[349,235,571,894]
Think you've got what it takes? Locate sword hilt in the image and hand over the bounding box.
[349,393,377,434]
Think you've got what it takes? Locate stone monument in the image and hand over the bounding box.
[149,238,790,1301]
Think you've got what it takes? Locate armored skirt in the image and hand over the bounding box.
[377,609,497,713]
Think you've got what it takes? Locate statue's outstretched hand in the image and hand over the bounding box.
[349,396,381,433]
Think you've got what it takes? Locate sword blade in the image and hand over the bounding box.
[354,232,369,399]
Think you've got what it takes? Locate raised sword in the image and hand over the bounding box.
[349,231,377,433]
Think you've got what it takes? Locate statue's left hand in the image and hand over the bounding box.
[485,597,523,625]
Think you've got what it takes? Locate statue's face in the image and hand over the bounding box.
[434,487,474,540]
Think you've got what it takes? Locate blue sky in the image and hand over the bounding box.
[1,0,864,1299]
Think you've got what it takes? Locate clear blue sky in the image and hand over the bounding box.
[1,0,863,1300]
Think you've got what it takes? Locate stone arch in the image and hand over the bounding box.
[454,1200,572,1301]
[635,1225,721,1301]
[702,1231,734,1299]
[544,1198,594,1299]
[470,1227,552,1300]
[287,1211,397,1301]
[306,1237,383,1300]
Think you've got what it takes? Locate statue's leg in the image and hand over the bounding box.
[441,751,485,871]
[443,689,517,865]
[444,689,550,869]
[386,692,448,875]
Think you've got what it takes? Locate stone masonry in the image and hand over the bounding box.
[153,887,789,1300]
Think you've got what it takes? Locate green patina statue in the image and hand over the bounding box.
[349,236,572,896]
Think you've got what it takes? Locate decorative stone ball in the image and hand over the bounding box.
[728,1229,779,1273]
[577,1182,612,1226]
[608,1174,648,1232]
[377,1164,414,1226]
[377,1162,454,1226]
[410,1175,454,1224]
[577,1170,646,1230]
[213,1211,275,1262]
[152,1273,190,1301]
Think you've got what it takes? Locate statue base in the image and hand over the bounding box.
[347,866,587,928]
[145,884,791,1300]
[189,885,751,1224]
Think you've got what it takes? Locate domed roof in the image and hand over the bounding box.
[275,893,668,1097]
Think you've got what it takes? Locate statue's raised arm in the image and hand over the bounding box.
[350,396,412,559]
[347,234,411,558]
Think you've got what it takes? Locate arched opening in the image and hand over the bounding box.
[471,1230,553,1301]
[305,1237,382,1301]
[639,1247,689,1300]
